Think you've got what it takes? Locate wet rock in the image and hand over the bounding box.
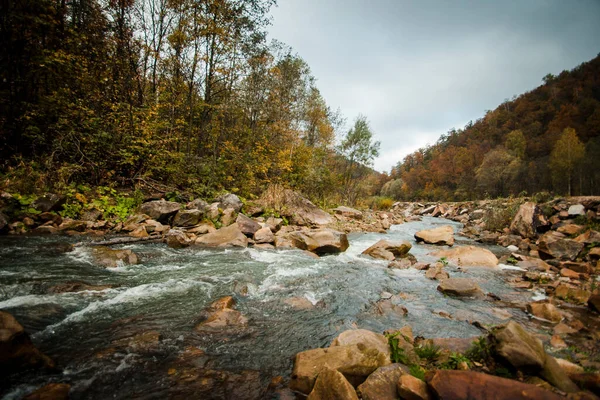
[538,231,584,261]
[388,257,416,269]
[166,229,191,249]
[510,202,550,239]
[414,225,454,246]
[253,226,274,244]
[49,281,114,293]
[236,214,261,236]
[139,200,180,223]
[220,207,237,227]
[426,370,563,400]
[425,262,448,280]
[306,367,358,400]
[23,383,71,400]
[0,311,55,375]
[195,224,248,248]
[289,344,389,394]
[91,246,139,268]
[361,240,412,261]
[195,296,248,333]
[397,374,431,400]
[216,193,243,213]
[333,206,363,220]
[375,298,409,317]
[357,364,408,400]
[32,193,66,213]
[433,245,498,267]
[112,331,161,352]
[527,301,563,323]
[555,283,591,304]
[283,297,315,310]
[289,229,349,255]
[173,210,201,227]
[437,278,483,297]
[330,329,391,364]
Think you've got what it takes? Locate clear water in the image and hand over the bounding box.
[0,217,536,399]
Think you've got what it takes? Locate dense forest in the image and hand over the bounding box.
[386,54,600,201]
[0,0,382,205]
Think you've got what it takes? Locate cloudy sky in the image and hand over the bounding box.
[268,0,600,172]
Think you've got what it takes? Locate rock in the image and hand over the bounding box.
[259,188,333,226]
[388,258,416,269]
[48,281,114,293]
[220,207,237,227]
[206,202,220,220]
[550,335,567,349]
[265,216,283,232]
[510,202,550,239]
[376,298,409,317]
[306,367,358,400]
[58,219,88,232]
[330,330,391,364]
[555,283,591,304]
[561,261,593,274]
[236,214,261,236]
[166,229,191,249]
[397,374,431,400]
[0,311,55,375]
[111,331,161,352]
[560,268,581,279]
[139,200,180,223]
[129,225,149,238]
[527,301,562,323]
[492,321,579,392]
[284,297,314,310]
[289,344,390,394]
[414,225,454,246]
[195,296,248,333]
[574,230,600,244]
[568,204,586,216]
[426,370,564,400]
[570,373,600,396]
[517,256,552,272]
[433,246,498,267]
[23,383,71,400]
[431,337,479,353]
[289,229,349,255]
[173,210,201,227]
[187,223,216,235]
[1,212,11,232]
[187,198,210,212]
[557,224,586,235]
[253,226,274,244]
[589,295,600,314]
[362,240,412,261]
[91,246,139,267]
[425,262,448,280]
[357,364,409,400]
[81,208,103,222]
[195,224,248,248]
[538,231,584,261]
[437,278,483,297]
[33,225,58,235]
[32,193,66,213]
[555,357,584,375]
[333,206,363,220]
[216,193,243,212]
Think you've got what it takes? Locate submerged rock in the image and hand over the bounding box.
[362,240,412,261]
[49,281,114,293]
[433,245,498,267]
[414,225,454,246]
[0,311,55,375]
[91,246,139,268]
[23,383,70,400]
[195,296,248,334]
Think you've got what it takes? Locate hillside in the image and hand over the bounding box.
[391,54,600,201]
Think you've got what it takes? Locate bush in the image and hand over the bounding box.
[415,343,441,361]
[483,201,522,232]
[367,196,394,210]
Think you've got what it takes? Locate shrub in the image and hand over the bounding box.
[415,343,441,361]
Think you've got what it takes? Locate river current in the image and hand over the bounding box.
[0,217,536,399]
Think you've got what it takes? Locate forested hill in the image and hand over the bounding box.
[389,54,600,201]
[0,0,382,205]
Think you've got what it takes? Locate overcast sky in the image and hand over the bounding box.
[267,0,600,173]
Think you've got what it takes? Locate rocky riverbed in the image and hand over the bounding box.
[1,191,599,399]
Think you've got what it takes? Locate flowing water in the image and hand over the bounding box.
[0,217,539,399]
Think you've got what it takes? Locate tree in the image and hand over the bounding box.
[338,115,380,204]
[505,129,526,159]
[475,148,522,198]
[549,127,585,195]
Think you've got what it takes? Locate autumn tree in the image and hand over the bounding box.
[475,148,522,198]
[549,127,585,195]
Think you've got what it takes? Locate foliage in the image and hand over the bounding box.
[440,352,471,370]
[386,332,410,365]
[415,343,441,361]
[367,196,394,210]
[482,201,522,232]
[409,365,426,381]
[465,337,493,364]
[549,127,585,195]
[506,256,518,265]
[438,257,449,266]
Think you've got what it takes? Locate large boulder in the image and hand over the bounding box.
[362,240,412,261]
[289,229,349,255]
[437,278,483,297]
[357,364,409,400]
[414,225,454,246]
[187,198,210,212]
[236,214,261,237]
[91,246,139,268]
[32,193,66,213]
[330,330,391,364]
[216,193,243,213]
[195,224,248,248]
[253,226,274,244]
[397,374,431,400]
[426,370,563,400]
[333,206,363,220]
[0,311,55,375]
[306,367,358,400]
[289,345,390,394]
[259,187,333,226]
[166,229,191,249]
[139,200,180,223]
[510,202,549,239]
[172,210,201,227]
[537,231,584,261]
[432,245,498,267]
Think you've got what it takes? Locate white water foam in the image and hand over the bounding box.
[499,264,527,271]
